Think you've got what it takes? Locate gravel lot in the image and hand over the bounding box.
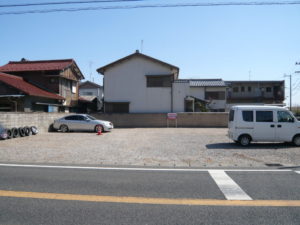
[0,128,299,168]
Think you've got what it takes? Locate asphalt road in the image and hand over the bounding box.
[0,164,300,225]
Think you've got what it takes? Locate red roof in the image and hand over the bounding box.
[0,72,64,100]
[0,59,74,72]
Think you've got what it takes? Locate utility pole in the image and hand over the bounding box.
[284,74,292,110]
[296,61,300,73]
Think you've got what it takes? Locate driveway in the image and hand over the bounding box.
[0,128,299,167]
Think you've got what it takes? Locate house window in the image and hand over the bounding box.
[241,86,245,92]
[233,87,239,92]
[82,92,93,96]
[72,82,76,94]
[105,102,129,113]
[256,111,273,122]
[205,91,225,100]
[248,86,252,92]
[49,78,58,84]
[266,87,272,92]
[146,75,173,87]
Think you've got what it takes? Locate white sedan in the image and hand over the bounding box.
[53,114,113,132]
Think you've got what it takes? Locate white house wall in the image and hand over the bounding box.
[206,87,227,110]
[189,87,205,100]
[104,57,176,113]
[173,82,190,112]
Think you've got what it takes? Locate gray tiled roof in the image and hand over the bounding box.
[189,79,227,87]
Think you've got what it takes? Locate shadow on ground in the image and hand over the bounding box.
[206,142,295,150]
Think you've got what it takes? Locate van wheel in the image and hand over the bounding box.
[239,135,251,146]
[293,135,300,146]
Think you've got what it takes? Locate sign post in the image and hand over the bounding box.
[167,113,177,128]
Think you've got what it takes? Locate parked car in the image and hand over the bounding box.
[228,105,300,146]
[0,124,8,140]
[53,114,113,132]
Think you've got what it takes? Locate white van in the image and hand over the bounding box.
[228,105,300,146]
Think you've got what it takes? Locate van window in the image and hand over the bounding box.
[256,111,273,122]
[229,110,234,121]
[277,111,294,123]
[242,111,253,122]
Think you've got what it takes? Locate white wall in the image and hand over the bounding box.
[104,56,177,113]
[189,87,205,99]
[173,82,190,112]
[206,87,226,110]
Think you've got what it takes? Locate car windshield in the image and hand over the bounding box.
[86,115,97,120]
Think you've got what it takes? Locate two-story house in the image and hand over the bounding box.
[97,51,227,113]
[79,81,103,112]
[0,59,84,112]
[97,51,179,113]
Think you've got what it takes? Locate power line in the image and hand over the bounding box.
[0,0,146,8]
[0,1,300,15]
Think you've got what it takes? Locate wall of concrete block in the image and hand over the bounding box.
[0,113,68,133]
[0,112,228,133]
[91,112,228,128]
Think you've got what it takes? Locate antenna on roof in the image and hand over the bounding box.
[249,70,251,80]
[89,61,93,81]
[140,39,143,53]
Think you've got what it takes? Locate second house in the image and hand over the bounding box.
[97,50,226,113]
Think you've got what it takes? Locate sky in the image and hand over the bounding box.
[0,0,300,105]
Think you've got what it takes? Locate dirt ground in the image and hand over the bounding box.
[0,128,299,168]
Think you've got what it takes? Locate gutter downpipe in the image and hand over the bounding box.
[171,81,173,113]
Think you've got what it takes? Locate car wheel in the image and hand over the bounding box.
[95,125,103,133]
[239,135,251,146]
[293,135,300,146]
[60,125,69,133]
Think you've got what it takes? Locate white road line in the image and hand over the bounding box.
[209,170,252,200]
[0,163,293,172]
[295,171,300,174]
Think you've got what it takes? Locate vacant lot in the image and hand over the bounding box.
[0,128,299,167]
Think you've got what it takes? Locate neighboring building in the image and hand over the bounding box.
[97,50,179,113]
[79,81,103,97]
[0,72,64,112]
[225,80,285,109]
[97,51,226,113]
[0,58,84,112]
[79,81,103,112]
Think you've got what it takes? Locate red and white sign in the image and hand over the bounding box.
[167,113,177,120]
